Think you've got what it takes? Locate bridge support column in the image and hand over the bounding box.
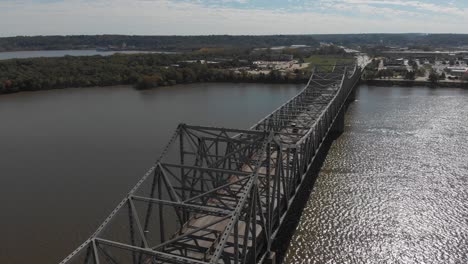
[265,252,276,264]
[347,87,357,102]
[331,108,345,136]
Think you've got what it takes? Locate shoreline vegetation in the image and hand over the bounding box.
[0,46,354,95]
[2,34,468,52]
[0,35,320,52]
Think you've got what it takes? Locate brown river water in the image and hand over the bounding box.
[0,84,467,264]
[0,83,301,264]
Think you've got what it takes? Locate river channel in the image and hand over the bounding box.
[1,84,467,264]
[0,83,302,264]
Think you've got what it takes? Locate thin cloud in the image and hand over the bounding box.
[0,0,466,36]
[337,0,467,16]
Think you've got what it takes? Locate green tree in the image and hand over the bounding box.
[428,71,439,84]
[404,71,416,80]
[416,68,426,77]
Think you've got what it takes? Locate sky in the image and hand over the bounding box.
[1,0,467,36]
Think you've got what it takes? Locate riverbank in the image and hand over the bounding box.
[363,79,468,88]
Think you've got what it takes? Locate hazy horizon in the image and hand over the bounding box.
[2,33,468,38]
[1,0,467,37]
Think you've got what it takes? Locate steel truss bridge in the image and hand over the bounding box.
[60,64,363,264]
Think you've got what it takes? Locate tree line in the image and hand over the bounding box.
[2,34,468,52]
[314,34,468,48]
[0,52,312,94]
[0,35,320,52]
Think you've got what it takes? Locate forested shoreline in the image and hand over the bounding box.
[0,43,361,94]
[0,52,312,94]
[0,35,320,52]
[1,34,468,52]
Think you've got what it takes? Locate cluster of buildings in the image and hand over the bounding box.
[379,49,468,80]
[252,60,307,71]
[445,66,468,78]
[239,60,309,76]
[382,58,409,73]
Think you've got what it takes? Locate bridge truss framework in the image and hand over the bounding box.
[60,64,362,264]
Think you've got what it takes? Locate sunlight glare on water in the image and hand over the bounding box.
[285,85,468,264]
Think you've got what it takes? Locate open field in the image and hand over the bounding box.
[304,55,355,71]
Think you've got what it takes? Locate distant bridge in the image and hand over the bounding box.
[61,63,363,264]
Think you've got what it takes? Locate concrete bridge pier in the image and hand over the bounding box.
[265,252,276,264]
[333,84,359,136]
[347,86,357,102]
[331,108,345,136]
[332,85,357,136]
